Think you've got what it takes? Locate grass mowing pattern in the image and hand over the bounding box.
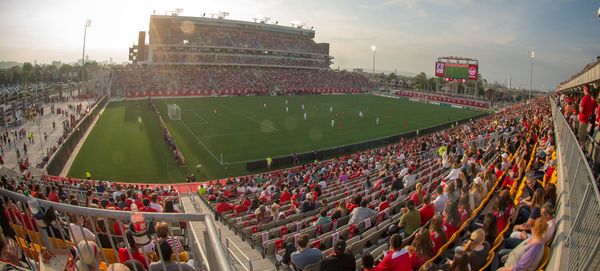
[68,95,483,183]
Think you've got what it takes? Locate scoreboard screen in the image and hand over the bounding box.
[434,61,478,80]
[444,64,469,79]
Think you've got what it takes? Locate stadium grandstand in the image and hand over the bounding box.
[113,15,371,98]
[1,7,600,271]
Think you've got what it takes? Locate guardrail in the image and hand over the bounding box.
[45,95,108,175]
[226,237,253,271]
[551,98,600,271]
[0,187,233,271]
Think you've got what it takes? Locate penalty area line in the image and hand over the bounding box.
[212,102,280,132]
[179,119,223,165]
[188,109,209,124]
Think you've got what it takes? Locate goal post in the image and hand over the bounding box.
[167,104,181,121]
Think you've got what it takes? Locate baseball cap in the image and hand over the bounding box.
[334,240,347,252]
[501,153,508,159]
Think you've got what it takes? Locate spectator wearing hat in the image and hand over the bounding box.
[119,231,151,269]
[500,153,511,171]
[321,240,356,271]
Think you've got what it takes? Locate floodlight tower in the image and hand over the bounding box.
[81,19,91,85]
[371,45,376,78]
[529,50,534,100]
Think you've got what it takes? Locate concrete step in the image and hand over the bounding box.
[181,193,278,271]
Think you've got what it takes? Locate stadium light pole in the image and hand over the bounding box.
[81,19,91,85]
[371,45,376,78]
[528,50,534,100]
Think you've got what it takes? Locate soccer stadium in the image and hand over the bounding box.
[0,2,599,271]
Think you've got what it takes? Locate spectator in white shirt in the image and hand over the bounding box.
[150,193,163,212]
[68,214,96,244]
[433,185,449,214]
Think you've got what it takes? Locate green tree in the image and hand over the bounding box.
[414,72,427,90]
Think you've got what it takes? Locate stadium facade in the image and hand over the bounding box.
[133,15,331,69]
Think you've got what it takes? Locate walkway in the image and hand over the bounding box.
[1,97,93,173]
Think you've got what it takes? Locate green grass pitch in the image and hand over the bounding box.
[67,94,484,183]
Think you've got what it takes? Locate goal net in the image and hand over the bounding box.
[167,104,181,121]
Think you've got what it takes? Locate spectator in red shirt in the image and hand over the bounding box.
[234,200,248,214]
[442,200,460,238]
[410,183,426,206]
[377,195,389,213]
[419,194,434,225]
[346,196,361,213]
[578,85,595,144]
[429,215,447,253]
[48,187,60,202]
[407,228,434,271]
[493,190,514,234]
[139,199,158,212]
[215,198,233,214]
[243,199,252,208]
[279,188,292,203]
[375,233,411,270]
[119,231,151,269]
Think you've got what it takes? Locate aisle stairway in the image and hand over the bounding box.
[181,193,278,271]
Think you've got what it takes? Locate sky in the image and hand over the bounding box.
[0,0,599,90]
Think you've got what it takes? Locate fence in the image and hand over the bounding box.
[0,187,233,271]
[245,111,491,171]
[45,95,108,175]
[551,98,600,271]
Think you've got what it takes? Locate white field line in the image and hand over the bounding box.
[212,102,279,131]
[179,119,222,165]
[188,109,209,124]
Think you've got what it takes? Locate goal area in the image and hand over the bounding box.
[167,104,181,120]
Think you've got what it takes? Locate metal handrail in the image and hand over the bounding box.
[550,97,600,271]
[226,237,253,271]
[551,99,600,202]
[0,187,233,271]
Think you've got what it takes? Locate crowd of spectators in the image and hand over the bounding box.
[152,24,329,55]
[114,66,371,98]
[555,84,600,175]
[395,90,490,109]
[195,95,556,270]
[0,82,562,271]
[0,174,189,271]
[152,53,329,68]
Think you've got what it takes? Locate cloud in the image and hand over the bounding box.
[380,0,420,8]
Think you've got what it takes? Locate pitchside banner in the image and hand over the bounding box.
[468,64,478,80]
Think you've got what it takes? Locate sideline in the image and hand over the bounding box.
[59,104,108,177]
